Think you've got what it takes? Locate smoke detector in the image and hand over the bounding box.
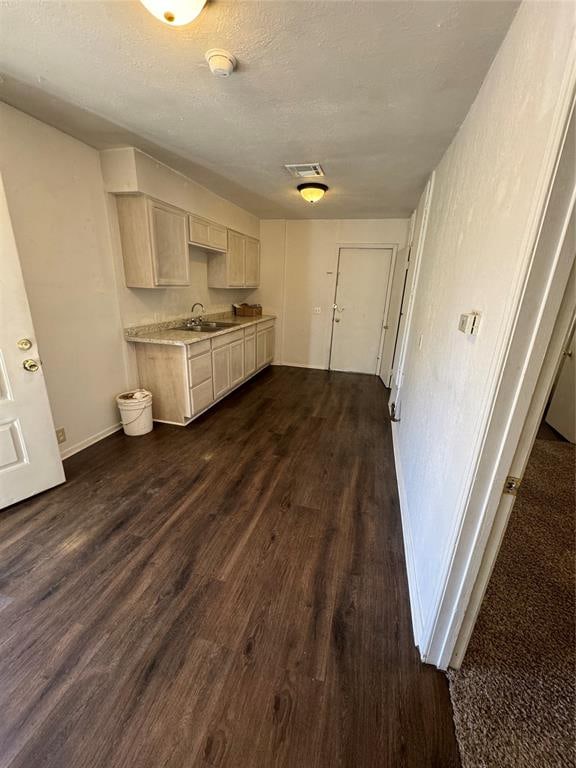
[284,163,325,179]
[205,49,237,78]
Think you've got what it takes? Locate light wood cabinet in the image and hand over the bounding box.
[227,231,246,287]
[188,214,228,253]
[132,320,274,425]
[244,237,260,287]
[116,195,189,288]
[257,322,275,368]
[244,332,256,376]
[230,339,244,386]
[207,230,260,289]
[265,326,275,362]
[212,345,231,399]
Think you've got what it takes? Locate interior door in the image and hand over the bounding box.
[329,247,393,374]
[390,173,435,414]
[0,175,65,509]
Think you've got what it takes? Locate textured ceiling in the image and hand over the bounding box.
[0,1,518,219]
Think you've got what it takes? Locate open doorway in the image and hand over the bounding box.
[448,313,575,767]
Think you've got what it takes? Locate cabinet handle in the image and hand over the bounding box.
[23,359,39,372]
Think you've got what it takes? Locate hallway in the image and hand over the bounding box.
[0,367,460,768]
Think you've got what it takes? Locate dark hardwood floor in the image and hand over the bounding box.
[0,366,460,768]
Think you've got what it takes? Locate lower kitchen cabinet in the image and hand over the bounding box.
[133,319,275,425]
[212,345,231,399]
[244,331,256,376]
[257,321,275,369]
[190,379,214,414]
[230,339,245,386]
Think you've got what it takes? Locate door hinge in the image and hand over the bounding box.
[390,402,400,423]
[503,475,522,495]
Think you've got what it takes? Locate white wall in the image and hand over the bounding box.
[0,103,128,457]
[392,1,576,656]
[253,218,409,369]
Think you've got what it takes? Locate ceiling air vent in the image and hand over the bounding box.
[284,163,325,179]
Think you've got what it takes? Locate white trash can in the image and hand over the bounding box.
[116,389,153,436]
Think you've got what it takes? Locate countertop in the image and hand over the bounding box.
[125,313,276,347]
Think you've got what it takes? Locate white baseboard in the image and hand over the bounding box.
[60,423,123,460]
[278,362,327,370]
[391,422,425,649]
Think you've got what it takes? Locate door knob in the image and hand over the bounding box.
[23,359,39,372]
[334,318,341,323]
[17,338,33,351]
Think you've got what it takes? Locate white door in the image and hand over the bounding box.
[379,245,410,387]
[390,172,435,414]
[329,247,394,374]
[0,175,64,509]
[545,332,575,442]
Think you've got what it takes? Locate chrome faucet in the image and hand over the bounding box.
[190,302,205,322]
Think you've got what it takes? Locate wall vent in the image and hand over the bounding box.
[284,163,325,179]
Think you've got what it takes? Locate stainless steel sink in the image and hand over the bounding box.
[175,321,239,332]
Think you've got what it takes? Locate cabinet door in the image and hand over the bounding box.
[212,345,231,399]
[256,330,267,369]
[227,231,245,287]
[244,237,260,287]
[190,379,214,415]
[265,327,275,363]
[149,201,189,286]
[230,339,244,386]
[244,334,256,376]
[210,223,228,252]
[188,215,211,248]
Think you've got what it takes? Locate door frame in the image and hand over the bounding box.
[390,173,435,414]
[327,242,398,373]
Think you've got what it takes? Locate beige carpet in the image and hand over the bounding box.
[448,438,576,768]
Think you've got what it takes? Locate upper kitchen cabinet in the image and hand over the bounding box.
[188,214,228,253]
[207,230,260,289]
[116,195,189,288]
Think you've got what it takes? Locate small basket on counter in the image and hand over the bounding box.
[233,303,262,317]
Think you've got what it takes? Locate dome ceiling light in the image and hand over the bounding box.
[297,183,329,204]
[139,0,207,26]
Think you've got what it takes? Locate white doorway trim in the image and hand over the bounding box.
[328,242,398,374]
[390,173,435,414]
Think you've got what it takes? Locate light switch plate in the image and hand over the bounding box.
[458,312,481,336]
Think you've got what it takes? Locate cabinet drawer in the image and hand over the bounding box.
[190,378,213,415]
[188,351,212,387]
[212,328,244,349]
[244,324,257,338]
[257,319,274,331]
[187,340,211,358]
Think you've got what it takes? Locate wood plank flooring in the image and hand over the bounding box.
[0,366,461,768]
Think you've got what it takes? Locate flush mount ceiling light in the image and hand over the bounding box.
[297,183,329,204]
[139,0,206,26]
